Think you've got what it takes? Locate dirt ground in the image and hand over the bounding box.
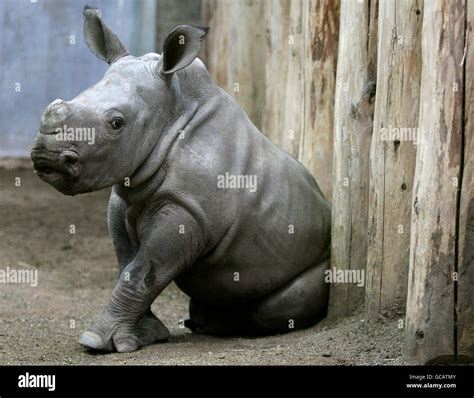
[0,160,405,365]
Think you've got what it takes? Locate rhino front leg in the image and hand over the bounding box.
[104,189,166,350]
[78,298,170,353]
[107,188,138,278]
[79,204,205,353]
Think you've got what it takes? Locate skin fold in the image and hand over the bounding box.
[30,6,331,353]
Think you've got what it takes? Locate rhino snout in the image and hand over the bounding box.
[32,148,79,176]
[31,146,81,194]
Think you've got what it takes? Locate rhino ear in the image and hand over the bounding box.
[161,25,209,75]
[83,5,129,64]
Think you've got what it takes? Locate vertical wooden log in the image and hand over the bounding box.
[405,0,465,364]
[261,0,304,158]
[299,0,340,201]
[458,1,474,362]
[329,0,378,317]
[203,0,266,128]
[365,1,422,322]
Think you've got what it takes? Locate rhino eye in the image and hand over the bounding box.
[110,117,124,130]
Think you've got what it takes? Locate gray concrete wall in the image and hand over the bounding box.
[0,0,156,157]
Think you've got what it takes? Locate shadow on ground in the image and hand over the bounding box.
[0,160,405,365]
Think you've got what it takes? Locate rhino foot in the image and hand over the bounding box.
[79,309,170,353]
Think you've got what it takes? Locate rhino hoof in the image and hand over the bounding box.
[78,331,112,351]
[113,338,138,353]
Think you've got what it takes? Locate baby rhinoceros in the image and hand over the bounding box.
[31,6,331,353]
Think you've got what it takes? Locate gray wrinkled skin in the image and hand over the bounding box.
[30,7,331,353]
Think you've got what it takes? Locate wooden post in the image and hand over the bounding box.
[298,0,340,201]
[458,1,474,362]
[365,1,422,322]
[261,0,304,159]
[329,0,378,317]
[203,0,267,129]
[405,0,466,364]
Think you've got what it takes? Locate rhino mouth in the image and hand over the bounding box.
[34,162,69,182]
[31,150,81,192]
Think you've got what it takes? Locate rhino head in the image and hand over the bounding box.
[31,6,208,195]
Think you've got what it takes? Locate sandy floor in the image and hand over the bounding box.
[0,160,405,365]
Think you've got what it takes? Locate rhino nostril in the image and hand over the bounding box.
[60,151,79,165]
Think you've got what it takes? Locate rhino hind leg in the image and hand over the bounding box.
[186,259,329,336]
[249,259,329,334]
